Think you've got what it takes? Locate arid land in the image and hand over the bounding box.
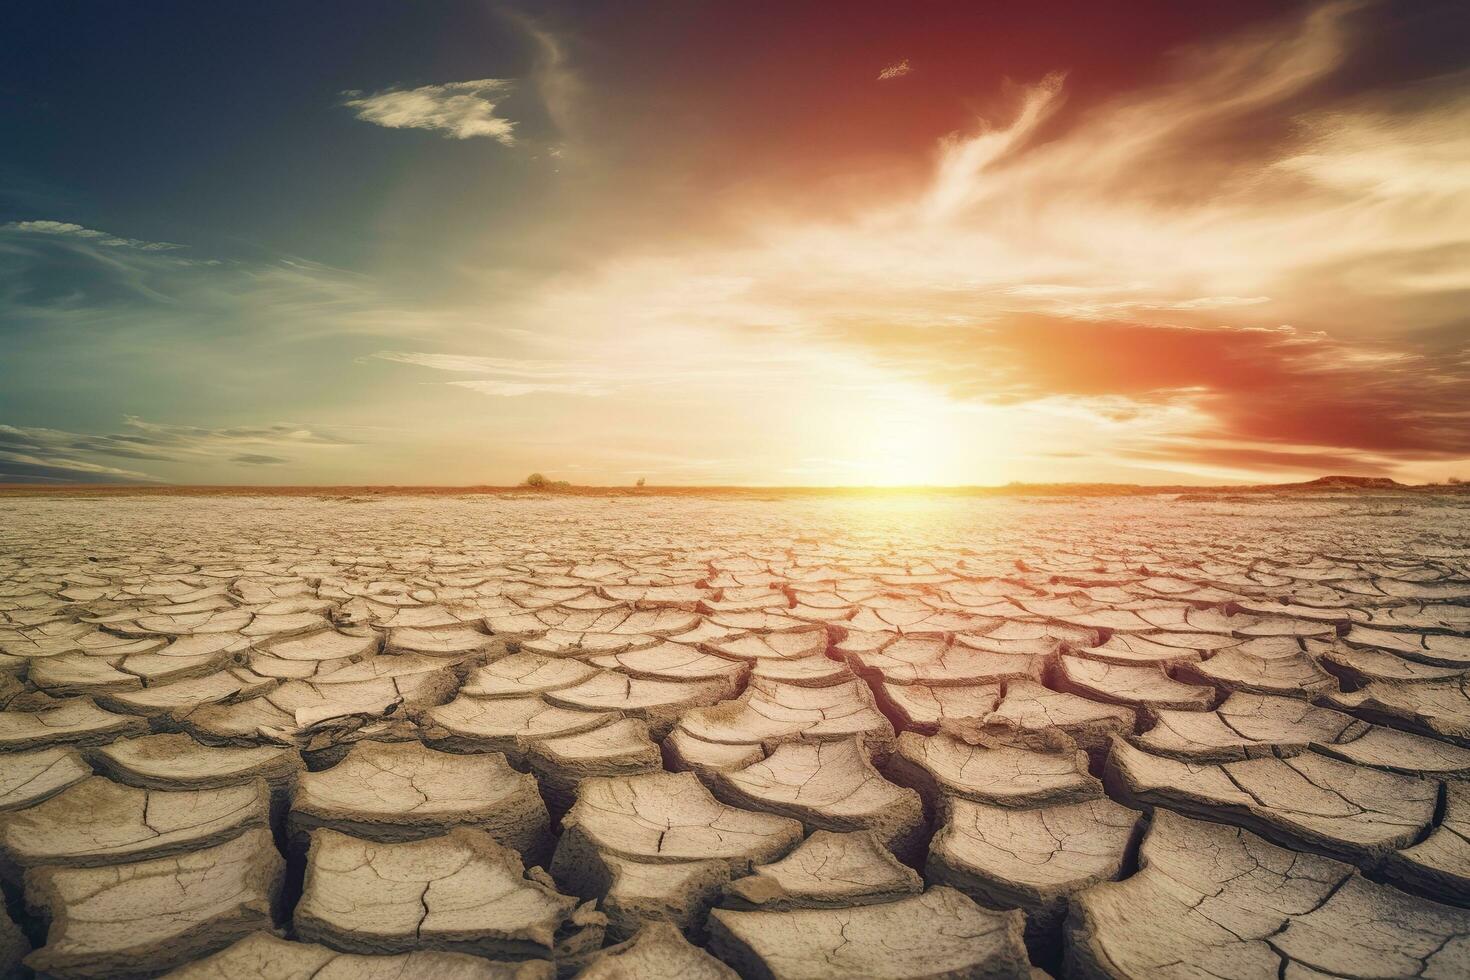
[0,492,1467,977]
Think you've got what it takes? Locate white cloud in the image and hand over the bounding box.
[877,59,912,81]
[343,79,517,143]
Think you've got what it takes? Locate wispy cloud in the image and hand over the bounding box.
[374,350,614,396]
[0,418,356,483]
[342,79,518,143]
[371,338,833,400]
[1,220,182,251]
[0,451,156,484]
[0,219,451,341]
[877,59,912,81]
[506,10,580,147]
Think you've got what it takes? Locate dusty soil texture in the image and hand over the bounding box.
[0,492,1467,978]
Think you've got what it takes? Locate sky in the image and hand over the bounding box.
[2,0,1468,486]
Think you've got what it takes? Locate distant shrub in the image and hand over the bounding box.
[636,477,646,487]
[1449,477,1463,485]
[522,472,571,490]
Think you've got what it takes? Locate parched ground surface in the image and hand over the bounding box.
[0,492,1468,978]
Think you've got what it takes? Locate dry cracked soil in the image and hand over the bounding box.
[0,491,1467,978]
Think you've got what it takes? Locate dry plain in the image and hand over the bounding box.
[0,491,1468,978]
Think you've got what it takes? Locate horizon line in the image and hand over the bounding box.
[1,475,1462,497]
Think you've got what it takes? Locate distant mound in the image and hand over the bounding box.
[1279,475,1404,491]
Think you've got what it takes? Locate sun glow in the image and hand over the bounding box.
[822,383,1003,487]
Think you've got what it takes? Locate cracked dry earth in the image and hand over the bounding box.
[0,494,1467,979]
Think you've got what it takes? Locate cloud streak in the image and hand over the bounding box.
[373,350,615,396]
[0,219,458,342]
[0,221,183,251]
[0,418,356,484]
[837,316,1470,462]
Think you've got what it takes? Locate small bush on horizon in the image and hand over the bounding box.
[636,477,646,487]
[521,473,571,490]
